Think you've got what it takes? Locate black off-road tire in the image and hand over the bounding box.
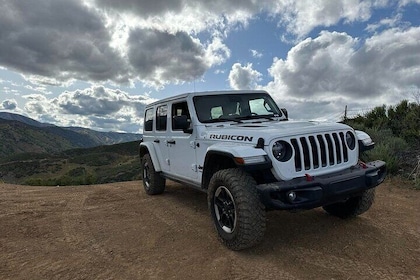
[322,189,376,219]
[208,168,266,250]
[141,154,165,195]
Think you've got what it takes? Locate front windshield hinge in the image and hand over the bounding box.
[255,138,265,149]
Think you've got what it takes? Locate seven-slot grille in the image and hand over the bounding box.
[290,132,350,172]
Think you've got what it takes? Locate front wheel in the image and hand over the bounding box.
[208,168,266,250]
[323,189,375,219]
[141,154,165,195]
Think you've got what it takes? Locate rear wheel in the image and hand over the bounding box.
[141,154,165,195]
[208,168,266,250]
[323,189,375,219]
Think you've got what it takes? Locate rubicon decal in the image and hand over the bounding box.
[209,134,253,142]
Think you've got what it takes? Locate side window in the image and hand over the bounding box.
[172,101,191,130]
[144,108,154,131]
[156,105,168,131]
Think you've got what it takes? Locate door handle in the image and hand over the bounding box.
[154,139,160,143]
[167,140,176,145]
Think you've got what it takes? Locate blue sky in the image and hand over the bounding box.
[1,0,419,133]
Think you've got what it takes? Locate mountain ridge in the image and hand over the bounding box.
[0,112,142,158]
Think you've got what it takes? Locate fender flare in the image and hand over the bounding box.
[139,142,162,172]
[206,143,268,160]
[202,144,271,189]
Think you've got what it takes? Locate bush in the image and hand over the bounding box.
[363,134,408,174]
[25,171,97,186]
[345,102,418,180]
[67,167,86,177]
[69,153,118,166]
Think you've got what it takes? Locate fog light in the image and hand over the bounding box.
[287,191,297,202]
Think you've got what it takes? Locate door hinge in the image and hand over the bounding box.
[190,141,197,149]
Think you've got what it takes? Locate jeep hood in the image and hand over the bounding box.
[200,120,352,144]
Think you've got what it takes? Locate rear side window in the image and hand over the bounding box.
[156,105,168,131]
[144,108,154,131]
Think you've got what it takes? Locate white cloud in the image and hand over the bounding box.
[0,99,17,110]
[229,63,262,90]
[271,0,384,40]
[127,29,209,88]
[266,31,358,98]
[0,0,395,88]
[22,86,156,132]
[205,36,231,66]
[250,49,263,58]
[0,0,127,85]
[92,0,257,34]
[398,0,420,6]
[264,27,420,120]
[365,13,403,33]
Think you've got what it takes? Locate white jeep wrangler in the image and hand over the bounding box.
[139,90,386,250]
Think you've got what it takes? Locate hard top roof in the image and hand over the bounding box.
[146,90,269,107]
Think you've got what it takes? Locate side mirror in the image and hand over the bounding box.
[173,115,192,134]
[281,108,288,119]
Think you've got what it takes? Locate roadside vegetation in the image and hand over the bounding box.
[344,99,420,189]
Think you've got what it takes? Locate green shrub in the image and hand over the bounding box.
[67,167,86,177]
[360,128,408,175]
[25,171,97,186]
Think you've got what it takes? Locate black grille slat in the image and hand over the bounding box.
[309,136,319,169]
[339,132,349,161]
[317,135,327,167]
[300,137,311,170]
[291,139,301,171]
[332,133,342,164]
[325,134,334,165]
[290,132,350,172]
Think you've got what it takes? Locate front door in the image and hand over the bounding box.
[167,101,198,180]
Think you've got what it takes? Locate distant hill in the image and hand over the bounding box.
[0,140,141,185]
[0,112,53,127]
[0,112,142,158]
[65,127,141,146]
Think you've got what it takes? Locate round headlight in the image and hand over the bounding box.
[346,131,356,150]
[272,140,292,162]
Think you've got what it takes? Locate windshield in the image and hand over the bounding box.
[193,93,282,123]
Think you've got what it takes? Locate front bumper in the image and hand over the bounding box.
[257,160,386,210]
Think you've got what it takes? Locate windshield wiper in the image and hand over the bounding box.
[202,118,243,124]
[238,115,277,121]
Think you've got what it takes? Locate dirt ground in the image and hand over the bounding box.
[0,180,419,280]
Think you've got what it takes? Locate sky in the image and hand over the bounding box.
[0,0,420,133]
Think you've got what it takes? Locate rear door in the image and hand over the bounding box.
[154,104,170,172]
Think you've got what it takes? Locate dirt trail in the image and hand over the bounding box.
[0,180,419,279]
